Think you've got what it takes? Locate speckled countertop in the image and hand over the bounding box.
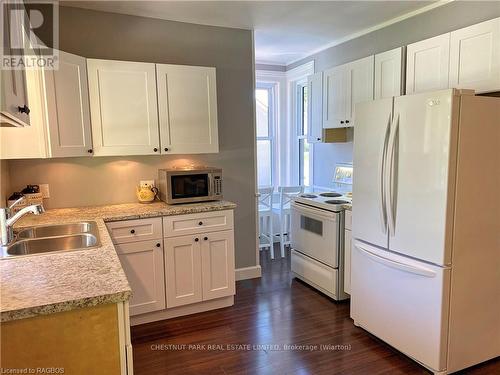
[343,203,352,211]
[0,200,236,322]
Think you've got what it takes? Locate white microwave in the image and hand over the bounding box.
[158,167,223,204]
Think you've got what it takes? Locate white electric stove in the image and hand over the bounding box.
[290,163,352,301]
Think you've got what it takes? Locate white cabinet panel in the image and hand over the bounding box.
[307,71,323,142]
[344,228,351,294]
[449,18,500,93]
[201,230,235,301]
[164,234,203,308]
[106,217,162,244]
[323,65,346,129]
[346,55,374,125]
[156,64,218,154]
[163,210,233,237]
[44,51,93,157]
[1,2,30,127]
[406,33,450,94]
[374,47,404,99]
[116,240,166,316]
[87,59,160,156]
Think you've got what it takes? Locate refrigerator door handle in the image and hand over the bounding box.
[378,113,391,234]
[355,241,437,278]
[386,113,399,236]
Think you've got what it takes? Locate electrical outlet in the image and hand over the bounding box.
[39,184,50,198]
[140,180,155,188]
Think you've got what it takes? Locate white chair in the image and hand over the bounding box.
[274,185,304,258]
[258,187,274,259]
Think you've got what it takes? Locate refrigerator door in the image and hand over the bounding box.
[351,240,451,372]
[352,97,393,249]
[388,89,458,265]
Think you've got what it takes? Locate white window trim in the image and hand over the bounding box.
[296,81,313,188]
[256,70,286,188]
[286,61,314,187]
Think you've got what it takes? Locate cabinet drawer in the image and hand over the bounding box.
[106,218,162,244]
[163,210,233,237]
[345,210,352,231]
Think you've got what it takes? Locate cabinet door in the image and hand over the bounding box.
[44,51,93,157]
[87,59,160,156]
[345,55,374,126]
[374,47,404,99]
[406,33,450,94]
[116,240,166,316]
[164,235,202,308]
[323,65,346,129]
[343,229,352,294]
[307,71,323,143]
[156,64,218,154]
[1,2,30,126]
[201,230,235,301]
[449,18,500,93]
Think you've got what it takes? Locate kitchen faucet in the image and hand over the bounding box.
[0,203,45,246]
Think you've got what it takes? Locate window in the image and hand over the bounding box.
[255,83,276,187]
[297,83,311,187]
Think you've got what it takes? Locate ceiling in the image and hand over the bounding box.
[64,1,440,65]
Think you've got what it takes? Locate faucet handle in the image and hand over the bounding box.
[8,196,25,210]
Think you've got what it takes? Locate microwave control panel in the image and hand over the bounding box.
[214,175,222,195]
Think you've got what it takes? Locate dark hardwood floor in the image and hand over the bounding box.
[131,247,499,375]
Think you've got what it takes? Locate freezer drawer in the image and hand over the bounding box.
[351,241,451,372]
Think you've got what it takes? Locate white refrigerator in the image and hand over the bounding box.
[351,89,500,374]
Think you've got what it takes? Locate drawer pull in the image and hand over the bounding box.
[204,237,208,241]
[198,221,203,226]
[194,238,199,242]
[156,243,161,247]
[130,229,135,234]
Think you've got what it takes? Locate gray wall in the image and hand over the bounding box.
[290,1,500,188]
[8,6,257,269]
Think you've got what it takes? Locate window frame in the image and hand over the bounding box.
[295,79,314,188]
[255,81,277,188]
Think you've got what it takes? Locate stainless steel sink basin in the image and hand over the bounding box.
[0,221,100,258]
[5,234,99,256]
[16,221,97,239]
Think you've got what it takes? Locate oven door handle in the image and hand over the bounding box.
[291,202,338,221]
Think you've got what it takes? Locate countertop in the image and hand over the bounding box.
[0,200,237,322]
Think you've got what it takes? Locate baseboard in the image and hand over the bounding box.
[235,265,262,281]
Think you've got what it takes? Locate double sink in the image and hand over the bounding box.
[0,222,100,258]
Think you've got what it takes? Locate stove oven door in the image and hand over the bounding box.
[290,202,340,267]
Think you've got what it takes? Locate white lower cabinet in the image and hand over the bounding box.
[201,230,235,300]
[344,210,352,295]
[164,234,203,308]
[115,240,166,316]
[108,210,235,321]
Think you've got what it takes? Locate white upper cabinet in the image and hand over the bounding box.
[323,64,346,129]
[1,2,30,127]
[156,64,218,154]
[449,18,500,93]
[345,55,374,125]
[306,71,323,143]
[44,51,93,157]
[323,56,373,129]
[374,47,404,99]
[87,59,160,156]
[406,33,451,94]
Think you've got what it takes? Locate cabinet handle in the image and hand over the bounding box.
[153,148,158,152]
[130,229,135,234]
[340,120,344,124]
[18,105,30,115]
[194,238,199,242]
[203,237,208,241]
[164,148,169,152]
[317,138,321,141]
[198,221,203,226]
[346,120,350,124]
[156,243,161,247]
[87,149,93,154]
